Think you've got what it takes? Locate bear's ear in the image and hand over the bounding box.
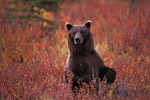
[85,20,92,29]
[65,23,73,31]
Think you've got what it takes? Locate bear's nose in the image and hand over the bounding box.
[75,38,80,42]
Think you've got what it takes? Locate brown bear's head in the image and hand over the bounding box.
[66,20,92,45]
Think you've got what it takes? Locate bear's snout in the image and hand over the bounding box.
[75,38,81,44]
[74,33,83,45]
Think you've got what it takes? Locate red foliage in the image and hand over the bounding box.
[0,0,150,99]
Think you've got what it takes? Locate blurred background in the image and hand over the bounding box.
[0,0,150,99]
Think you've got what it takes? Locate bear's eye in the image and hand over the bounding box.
[80,31,84,34]
[73,31,76,34]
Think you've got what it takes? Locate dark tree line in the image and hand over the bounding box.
[4,0,63,28]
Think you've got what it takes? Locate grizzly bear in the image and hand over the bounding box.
[64,20,116,94]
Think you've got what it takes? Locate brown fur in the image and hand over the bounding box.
[64,20,116,94]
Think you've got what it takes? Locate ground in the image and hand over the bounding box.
[0,0,150,99]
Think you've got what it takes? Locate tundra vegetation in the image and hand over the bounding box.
[0,0,149,99]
